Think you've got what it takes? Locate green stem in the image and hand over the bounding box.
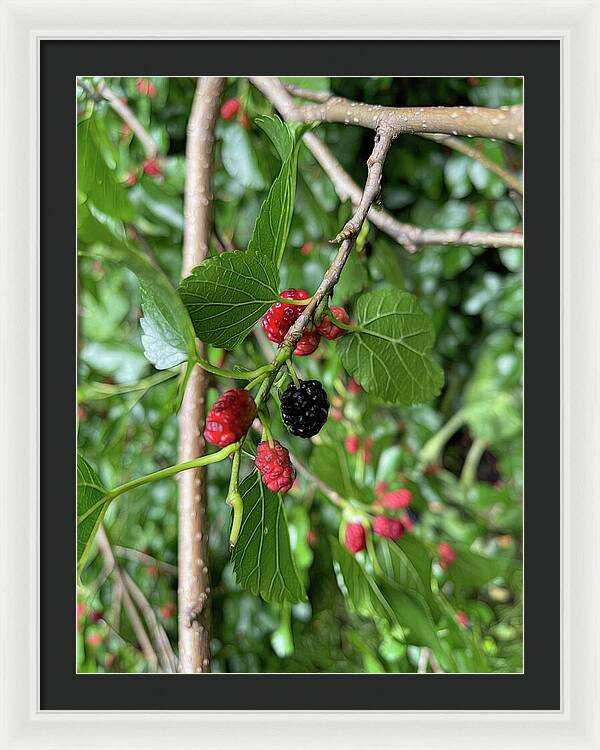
[78,443,240,524]
[417,409,467,467]
[277,296,312,306]
[227,448,241,499]
[196,356,272,381]
[324,308,357,332]
[228,491,243,546]
[286,360,301,388]
[460,438,487,490]
[366,529,383,576]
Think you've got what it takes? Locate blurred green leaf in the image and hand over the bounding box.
[220,122,266,190]
[78,116,133,221]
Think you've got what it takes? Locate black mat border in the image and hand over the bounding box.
[41,39,560,711]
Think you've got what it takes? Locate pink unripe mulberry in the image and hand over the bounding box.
[373,515,404,540]
[344,522,366,553]
[438,541,456,563]
[255,440,295,493]
[142,157,162,177]
[382,488,412,510]
[456,610,470,628]
[345,434,360,454]
[135,79,157,97]
[375,480,389,497]
[220,98,241,120]
[316,306,351,340]
[204,389,257,448]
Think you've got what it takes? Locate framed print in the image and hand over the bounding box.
[1,1,599,749]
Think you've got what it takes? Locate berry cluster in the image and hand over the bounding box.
[255,440,295,493]
[262,289,320,356]
[220,97,251,128]
[438,541,457,570]
[344,483,417,555]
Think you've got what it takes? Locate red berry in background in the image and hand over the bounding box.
[89,610,103,623]
[438,542,456,568]
[161,601,177,619]
[424,463,441,477]
[239,112,251,129]
[255,440,296,493]
[204,389,257,448]
[467,77,480,87]
[124,171,137,186]
[135,79,157,97]
[294,329,320,356]
[77,601,86,619]
[307,529,318,547]
[373,515,404,540]
[86,633,103,647]
[220,97,241,120]
[142,157,162,177]
[262,289,308,343]
[300,242,313,256]
[456,610,470,628]
[331,408,343,422]
[344,434,360,454]
[347,378,362,395]
[316,306,351,340]
[375,480,389,498]
[146,564,159,578]
[344,522,366,553]
[399,513,414,532]
[382,488,412,510]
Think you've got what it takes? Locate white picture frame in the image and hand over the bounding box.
[1,0,598,747]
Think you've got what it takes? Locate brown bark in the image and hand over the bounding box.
[177,76,224,674]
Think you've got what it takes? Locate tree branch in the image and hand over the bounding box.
[251,76,523,143]
[177,76,224,674]
[253,78,523,252]
[114,545,178,576]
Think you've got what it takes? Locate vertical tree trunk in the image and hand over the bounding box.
[177,76,224,674]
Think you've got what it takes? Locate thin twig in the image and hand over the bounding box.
[292,454,345,509]
[251,77,523,252]
[96,527,159,672]
[251,76,523,143]
[95,79,159,158]
[113,545,178,576]
[122,571,177,673]
[178,76,224,675]
[419,133,523,195]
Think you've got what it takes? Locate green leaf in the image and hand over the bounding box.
[376,536,433,604]
[247,117,309,267]
[77,454,111,572]
[231,472,306,604]
[336,289,444,405]
[77,116,133,221]
[178,250,279,349]
[84,230,198,369]
[331,539,399,624]
[446,546,509,592]
[220,122,266,190]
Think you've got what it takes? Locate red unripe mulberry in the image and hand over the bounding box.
[135,79,157,97]
[220,98,241,120]
[345,434,360,454]
[438,541,456,564]
[142,157,162,177]
[255,440,295,493]
[204,389,257,448]
[382,488,412,510]
[347,378,362,394]
[294,328,320,356]
[316,306,351,340]
[344,522,366,553]
[456,610,470,628]
[262,289,308,343]
[373,515,404,540]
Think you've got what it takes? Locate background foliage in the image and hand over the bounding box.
[77,76,523,673]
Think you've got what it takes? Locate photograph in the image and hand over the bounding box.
[76,74,524,675]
